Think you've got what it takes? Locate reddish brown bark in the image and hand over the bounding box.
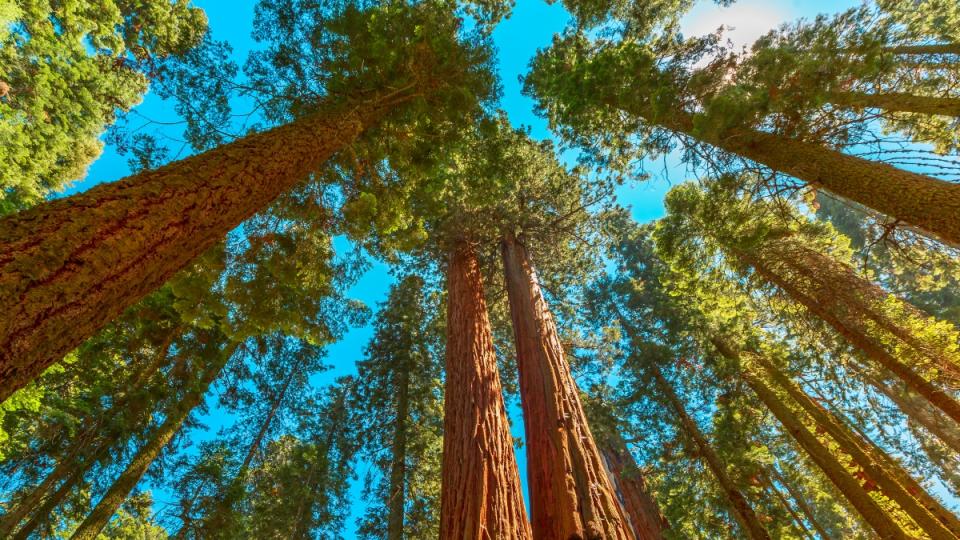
[598,430,669,540]
[0,94,406,402]
[439,242,531,540]
[501,232,634,540]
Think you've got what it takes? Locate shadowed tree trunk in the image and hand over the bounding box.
[711,339,915,540]
[597,428,669,540]
[70,343,238,540]
[0,332,178,537]
[0,91,412,402]
[646,360,772,540]
[827,91,960,117]
[501,232,634,540]
[728,237,960,426]
[885,44,960,55]
[387,341,411,540]
[439,241,531,540]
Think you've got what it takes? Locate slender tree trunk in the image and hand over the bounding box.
[439,241,531,540]
[500,232,634,540]
[597,428,669,540]
[737,366,910,538]
[387,350,411,540]
[70,343,237,540]
[885,44,960,55]
[827,91,960,117]
[760,471,814,539]
[748,351,960,539]
[646,361,772,540]
[728,239,960,426]
[769,466,835,540]
[853,361,960,455]
[0,91,412,402]
[0,334,177,537]
[200,360,296,535]
[632,103,960,246]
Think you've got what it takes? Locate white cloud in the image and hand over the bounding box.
[680,0,794,51]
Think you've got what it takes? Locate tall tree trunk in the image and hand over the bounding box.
[387,348,411,540]
[710,339,916,539]
[728,237,960,425]
[827,91,960,117]
[768,466,835,540]
[439,241,531,540]
[70,343,237,540]
[743,349,960,539]
[0,333,177,537]
[500,232,634,540]
[0,91,411,402]
[853,361,960,455]
[200,360,296,535]
[646,361,772,540]
[740,369,910,538]
[597,428,669,540]
[623,100,960,246]
[759,471,814,539]
[885,44,960,55]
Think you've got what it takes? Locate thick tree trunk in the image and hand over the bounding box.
[885,44,960,55]
[638,106,960,246]
[500,232,634,540]
[737,365,910,539]
[0,93,405,402]
[827,91,960,117]
[741,347,960,540]
[647,361,772,540]
[598,429,669,540]
[439,242,531,540]
[729,239,960,426]
[70,343,236,540]
[387,348,411,540]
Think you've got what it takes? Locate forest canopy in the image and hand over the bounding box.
[1,0,959,538]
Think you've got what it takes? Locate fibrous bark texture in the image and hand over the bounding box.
[598,429,669,540]
[501,233,634,540]
[828,91,960,117]
[439,242,531,540]
[731,237,960,425]
[0,97,396,401]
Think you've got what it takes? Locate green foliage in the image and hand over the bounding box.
[0,0,207,211]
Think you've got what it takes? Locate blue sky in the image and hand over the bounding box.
[71,0,864,533]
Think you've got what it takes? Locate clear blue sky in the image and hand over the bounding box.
[72,0,862,533]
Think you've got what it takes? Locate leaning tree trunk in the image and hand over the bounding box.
[711,340,913,539]
[743,349,960,539]
[387,345,411,540]
[501,232,634,540]
[439,241,531,540]
[610,92,960,246]
[728,236,960,426]
[597,428,669,540]
[852,361,960,455]
[885,44,960,56]
[70,343,237,540]
[646,360,772,540]
[0,91,411,402]
[767,467,835,540]
[827,91,960,117]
